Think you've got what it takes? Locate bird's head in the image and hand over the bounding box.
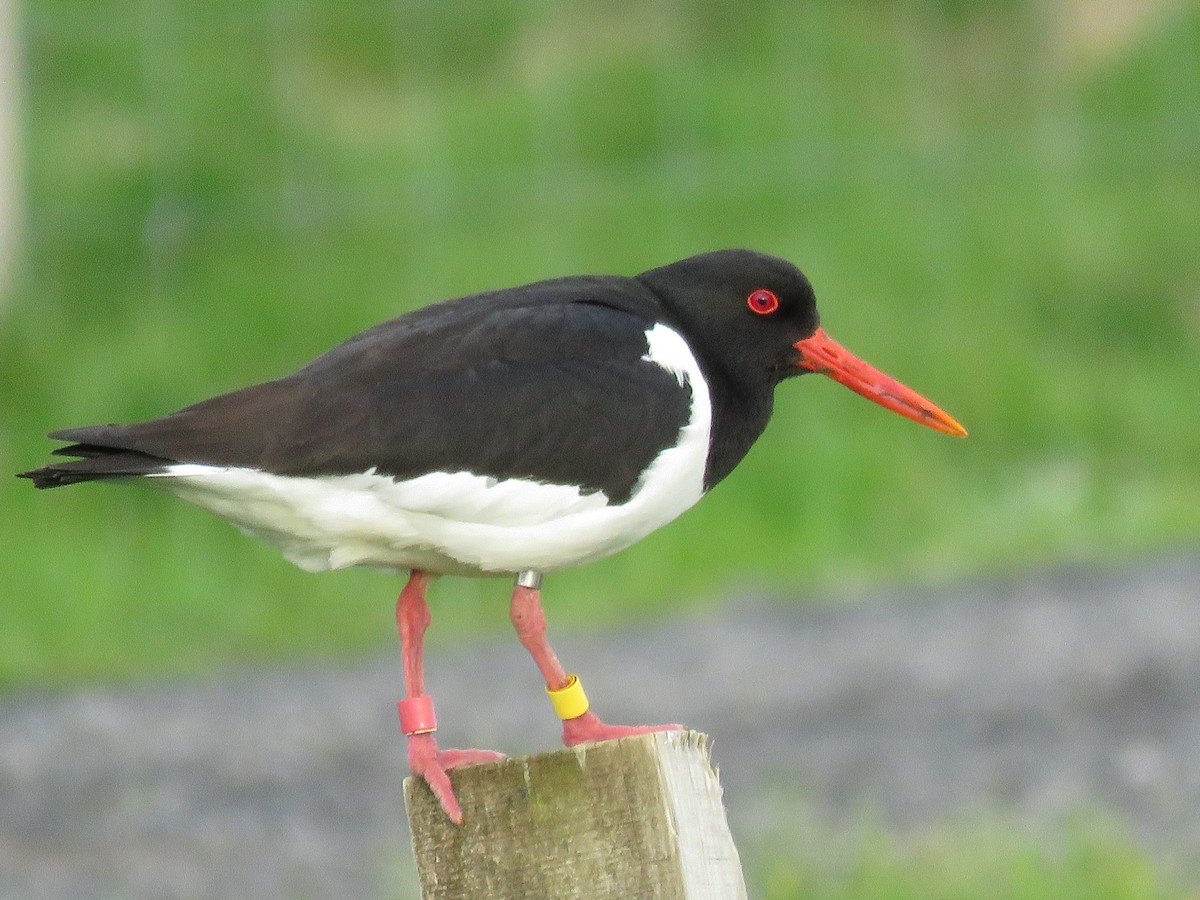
[637,249,967,437]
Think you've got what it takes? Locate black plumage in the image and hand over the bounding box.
[21,250,822,500]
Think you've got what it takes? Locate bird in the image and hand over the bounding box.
[20,249,966,823]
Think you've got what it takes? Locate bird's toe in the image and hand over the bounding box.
[439,747,506,768]
[561,710,684,747]
[406,733,506,824]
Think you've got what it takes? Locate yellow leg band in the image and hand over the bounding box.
[547,674,590,720]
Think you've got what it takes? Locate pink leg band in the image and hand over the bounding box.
[398,694,437,735]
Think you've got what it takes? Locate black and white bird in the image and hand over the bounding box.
[20,249,966,823]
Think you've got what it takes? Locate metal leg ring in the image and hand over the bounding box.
[516,570,543,590]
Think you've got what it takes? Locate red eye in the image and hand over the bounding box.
[747,289,780,315]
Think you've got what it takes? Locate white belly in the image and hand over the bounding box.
[148,323,713,576]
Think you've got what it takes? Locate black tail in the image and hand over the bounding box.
[18,441,173,489]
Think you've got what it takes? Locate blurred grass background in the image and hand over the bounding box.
[1,0,1198,894]
[748,812,1180,900]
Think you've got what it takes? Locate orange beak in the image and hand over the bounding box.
[794,327,968,437]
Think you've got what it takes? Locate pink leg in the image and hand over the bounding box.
[509,575,682,746]
[397,571,503,824]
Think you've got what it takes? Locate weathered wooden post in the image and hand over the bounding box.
[404,731,747,898]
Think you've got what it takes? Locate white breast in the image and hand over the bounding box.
[150,324,713,576]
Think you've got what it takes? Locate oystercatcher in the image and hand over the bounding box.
[20,249,966,822]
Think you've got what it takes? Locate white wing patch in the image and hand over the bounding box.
[149,323,713,576]
[642,321,694,387]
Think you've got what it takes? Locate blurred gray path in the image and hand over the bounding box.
[2,554,1198,899]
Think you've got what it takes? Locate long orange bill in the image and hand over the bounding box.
[794,327,968,437]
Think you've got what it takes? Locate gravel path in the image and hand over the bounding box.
[2,554,1198,898]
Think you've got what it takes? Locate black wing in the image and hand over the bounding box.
[20,280,694,503]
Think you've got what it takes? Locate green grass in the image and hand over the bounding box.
[747,813,1182,900]
[3,0,1199,689]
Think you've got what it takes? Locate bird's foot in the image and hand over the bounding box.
[406,732,505,824]
[561,710,684,747]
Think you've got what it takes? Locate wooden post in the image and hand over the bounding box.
[404,730,747,899]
